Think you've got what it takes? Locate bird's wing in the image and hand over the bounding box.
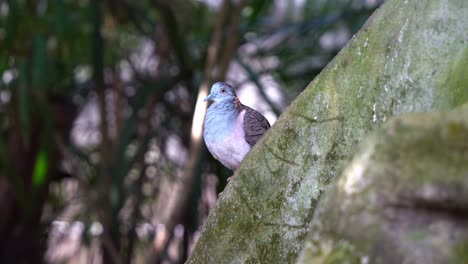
[242,105,271,146]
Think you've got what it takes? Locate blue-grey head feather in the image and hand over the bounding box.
[203,82,240,141]
[204,82,237,103]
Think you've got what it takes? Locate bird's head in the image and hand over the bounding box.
[204,82,237,103]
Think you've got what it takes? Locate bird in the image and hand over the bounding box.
[203,82,271,172]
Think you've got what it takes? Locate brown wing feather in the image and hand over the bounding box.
[242,105,270,146]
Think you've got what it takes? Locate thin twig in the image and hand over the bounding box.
[92,1,123,263]
[235,55,282,116]
[217,0,248,79]
[102,236,124,264]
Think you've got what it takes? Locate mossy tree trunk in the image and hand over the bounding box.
[188,0,468,263]
[297,104,468,264]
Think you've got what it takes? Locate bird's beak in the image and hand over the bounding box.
[204,93,215,102]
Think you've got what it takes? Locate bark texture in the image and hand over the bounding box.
[297,104,468,264]
[188,0,467,263]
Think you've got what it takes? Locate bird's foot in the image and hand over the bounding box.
[217,175,234,197]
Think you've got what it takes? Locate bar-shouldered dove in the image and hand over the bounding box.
[203,82,270,171]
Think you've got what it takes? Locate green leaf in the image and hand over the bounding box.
[52,0,71,41]
[32,97,54,190]
[4,0,19,48]
[32,35,48,90]
[18,62,30,145]
[32,148,48,188]
[0,56,8,73]
[246,0,272,27]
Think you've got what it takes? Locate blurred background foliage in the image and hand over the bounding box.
[0,0,381,263]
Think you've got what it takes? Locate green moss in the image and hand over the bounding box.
[452,239,468,264]
[407,230,428,242]
[324,241,362,264]
[298,239,363,264]
[188,0,468,263]
[299,104,468,263]
[437,48,468,108]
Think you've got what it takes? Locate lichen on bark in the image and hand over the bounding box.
[297,104,468,264]
[187,0,468,263]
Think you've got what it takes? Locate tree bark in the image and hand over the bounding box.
[187,0,468,263]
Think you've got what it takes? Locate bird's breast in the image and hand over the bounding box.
[203,109,251,170]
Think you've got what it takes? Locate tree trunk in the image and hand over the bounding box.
[187,0,468,263]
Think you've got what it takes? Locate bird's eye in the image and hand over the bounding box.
[221,89,226,93]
